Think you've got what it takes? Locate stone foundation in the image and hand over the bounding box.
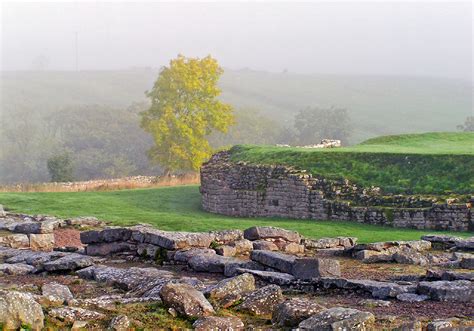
[200,151,472,232]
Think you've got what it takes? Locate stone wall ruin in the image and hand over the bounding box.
[200,151,473,232]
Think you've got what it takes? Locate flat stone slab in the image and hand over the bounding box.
[0,263,35,275]
[77,265,174,292]
[132,226,215,250]
[238,284,284,316]
[43,254,94,272]
[80,228,133,244]
[292,258,341,279]
[188,254,244,273]
[13,221,54,234]
[272,297,326,327]
[244,226,301,243]
[85,242,136,256]
[235,268,296,286]
[250,250,295,274]
[173,248,216,263]
[417,280,474,302]
[313,278,413,299]
[298,307,375,330]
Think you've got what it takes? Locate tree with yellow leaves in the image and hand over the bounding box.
[141,55,234,175]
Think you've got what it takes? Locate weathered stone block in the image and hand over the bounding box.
[14,221,54,234]
[298,307,375,331]
[291,258,341,279]
[0,234,30,249]
[29,233,55,251]
[85,242,136,256]
[417,280,474,302]
[206,273,255,308]
[160,283,215,318]
[252,240,279,251]
[244,226,301,243]
[193,316,244,331]
[272,298,326,327]
[250,250,295,274]
[238,284,284,316]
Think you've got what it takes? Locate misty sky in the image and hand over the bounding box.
[1,1,472,80]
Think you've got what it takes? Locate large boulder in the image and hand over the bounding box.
[193,316,245,331]
[298,307,375,330]
[272,298,326,327]
[238,285,284,316]
[244,226,301,243]
[0,205,5,217]
[0,290,44,330]
[159,283,215,318]
[206,273,255,308]
[417,280,474,302]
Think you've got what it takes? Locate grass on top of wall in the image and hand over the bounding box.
[229,132,474,195]
[0,185,471,243]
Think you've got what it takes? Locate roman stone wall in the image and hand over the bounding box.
[200,151,472,232]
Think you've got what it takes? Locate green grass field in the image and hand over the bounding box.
[230,132,474,194]
[0,185,470,243]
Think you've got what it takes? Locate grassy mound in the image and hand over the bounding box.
[229,132,474,194]
[0,186,469,243]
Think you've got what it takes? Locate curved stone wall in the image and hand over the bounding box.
[200,151,472,232]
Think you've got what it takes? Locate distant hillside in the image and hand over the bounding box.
[1,69,472,143]
[230,132,474,194]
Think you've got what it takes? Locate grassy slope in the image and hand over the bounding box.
[0,186,470,243]
[2,70,471,143]
[230,132,474,194]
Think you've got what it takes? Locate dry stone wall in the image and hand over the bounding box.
[200,151,472,232]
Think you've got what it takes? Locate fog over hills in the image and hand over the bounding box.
[1,69,471,142]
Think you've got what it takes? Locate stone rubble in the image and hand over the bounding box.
[0,214,472,329]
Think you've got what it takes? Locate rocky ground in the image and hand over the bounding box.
[0,207,473,330]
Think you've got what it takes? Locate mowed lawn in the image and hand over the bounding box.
[0,185,471,243]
